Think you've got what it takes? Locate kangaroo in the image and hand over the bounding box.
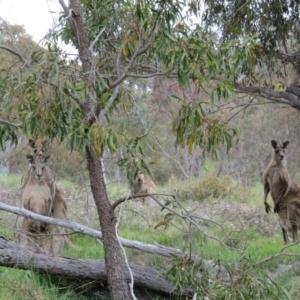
[263,140,291,214]
[22,154,52,232]
[20,154,55,252]
[130,173,156,204]
[263,140,300,243]
[23,139,79,252]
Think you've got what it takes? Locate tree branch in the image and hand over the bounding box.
[0,202,183,258]
[98,85,120,123]
[89,27,106,52]
[58,0,70,17]
[0,45,31,68]
[111,193,175,210]
[286,85,300,97]
[108,33,155,90]
[233,82,300,110]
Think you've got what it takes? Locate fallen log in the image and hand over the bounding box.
[0,236,191,299]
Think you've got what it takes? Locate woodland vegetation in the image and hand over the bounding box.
[1,0,300,299]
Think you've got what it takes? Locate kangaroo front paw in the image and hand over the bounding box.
[274,203,281,213]
[265,203,271,213]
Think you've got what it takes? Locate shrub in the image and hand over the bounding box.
[177,175,251,202]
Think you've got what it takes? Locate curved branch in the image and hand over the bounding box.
[58,0,70,16]
[0,45,31,68]
[147,195,239,251]
[108,30,156,90]
[286,85,300,97]
[0,201,183,258]
[280,50,300,58]
[111,193,175,210]
[233,82,300,110]
[258,241,300,265]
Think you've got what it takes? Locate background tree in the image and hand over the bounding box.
[0,21,43,173]
[203,0,300,111]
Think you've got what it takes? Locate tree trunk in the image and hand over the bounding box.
[85,143,131,299]
[59,0,134,297]
[0,236,190,299]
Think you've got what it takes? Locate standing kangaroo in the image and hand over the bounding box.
[22,154,52,234]
[263,140,300,243]
[263,140,291,214]
[23,139,79,252]
[130,173,156,204]
[20,154,57,252]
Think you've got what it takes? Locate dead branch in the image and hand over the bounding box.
[0,201,183,258]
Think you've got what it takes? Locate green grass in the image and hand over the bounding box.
[0,267,86,300]
[2,174,300,299]
[0,174,22,188]
[63,235,105,259]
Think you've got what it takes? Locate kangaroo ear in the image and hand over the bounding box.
[271,140,277,149]
[282,141,289,148]
[41,139,49,147]
[29,139,36,149]
[43,154,51,163]
[26,154,34,163]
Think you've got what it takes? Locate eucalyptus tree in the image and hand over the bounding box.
[0,0,249,298]
[203,0,300,111]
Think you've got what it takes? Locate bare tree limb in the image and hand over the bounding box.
[89,27,106,52]
[98,85,120,123]
[58,0,71,22]
[233,82,300,110]
[280,50,300,58]
[257,241,300,265]
[108,32,155,90]
[0,202,184,258]
[111,193,175,210]
[113,192,238,252]
[0,45,31,68]
[0,201,232,289]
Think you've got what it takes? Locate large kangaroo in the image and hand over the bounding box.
[263,140,291,214]
[23,139,79,251]
[263,140,300,243]
[22,154,52,235]
[20,154,63,253]
[130,173,156,204]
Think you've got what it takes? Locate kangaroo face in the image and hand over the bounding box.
[137,173,144,183]
[274,147,286,161]
[271,140,289,162]
[26,154,51,181]
[32,162,45,180]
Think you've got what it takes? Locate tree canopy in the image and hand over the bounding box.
[203,0,300,111]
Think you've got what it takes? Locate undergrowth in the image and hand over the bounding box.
[1,174,300,299]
